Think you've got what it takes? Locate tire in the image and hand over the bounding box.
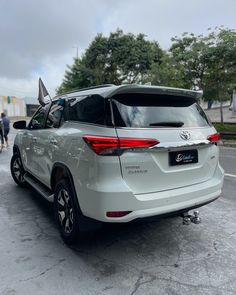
[10,153,27,187]
[54,179,80,245]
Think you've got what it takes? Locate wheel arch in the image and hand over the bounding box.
[13,144,20,155]
[12,145,25,168]
[51,163,82,214]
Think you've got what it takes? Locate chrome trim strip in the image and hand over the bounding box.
[120,140,214,154]
[150,140,214,152]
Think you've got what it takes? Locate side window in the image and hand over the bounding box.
[46,99,65,128]
[29,105,49,129]
[67,95,105,125]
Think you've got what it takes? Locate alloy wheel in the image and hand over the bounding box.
[57,189,74,234]
[12,157,25,183]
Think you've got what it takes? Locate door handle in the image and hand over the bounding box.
[32,137,37,142]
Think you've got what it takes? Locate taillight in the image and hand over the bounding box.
[83,135,159,155]
[83,136,119,155]
[119,138,159,148]
[207,133,221,142]
[106,211,132,218]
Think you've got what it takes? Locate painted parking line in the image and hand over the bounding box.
[225,173,236,179]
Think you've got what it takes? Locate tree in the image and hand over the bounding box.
[201,28,236,123]
[170,32,210,91]
[56,57,93,94]
[144,53,188,88]
[170,28,236,123]
[57,27,236,124]
[57,30,163,94]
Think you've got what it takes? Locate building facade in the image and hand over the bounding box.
[0,96,26,117]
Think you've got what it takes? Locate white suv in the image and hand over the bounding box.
[11,85,224,244]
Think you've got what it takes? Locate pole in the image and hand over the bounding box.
[73,46,79,59]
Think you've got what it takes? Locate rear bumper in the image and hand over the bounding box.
[78,164,224,222]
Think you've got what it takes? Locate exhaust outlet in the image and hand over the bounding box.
[191,211,201,224]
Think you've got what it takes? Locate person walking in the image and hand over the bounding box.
[0,116,4,152]
[1,112,10,148]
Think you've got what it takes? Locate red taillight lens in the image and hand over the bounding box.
[83,136,119,155]
[83,135,159,155]
[106,211,132,218]
[207,133,221,142]
[119,138,159,149]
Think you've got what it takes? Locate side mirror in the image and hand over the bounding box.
[13,120,27,130]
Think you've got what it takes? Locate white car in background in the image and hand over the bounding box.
[10,84,224,244]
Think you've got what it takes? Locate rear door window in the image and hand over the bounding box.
[111,93,211,128]
[67,95,106,125]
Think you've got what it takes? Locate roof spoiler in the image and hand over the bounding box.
[108,85,203,100]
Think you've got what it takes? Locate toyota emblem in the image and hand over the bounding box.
[180,131,191,140]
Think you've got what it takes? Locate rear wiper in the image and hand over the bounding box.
[149,121,184,127]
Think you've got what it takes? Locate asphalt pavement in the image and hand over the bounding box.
[0,133,236,295]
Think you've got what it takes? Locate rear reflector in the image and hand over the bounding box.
[83,135,159,155]
[106,211,132,218]
[207,133,221,142]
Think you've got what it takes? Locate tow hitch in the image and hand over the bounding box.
[181,211,201,225]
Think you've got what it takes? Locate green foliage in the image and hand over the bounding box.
[213,122,236,132]
[56,57,92,94]
[57,30,163,94]
[57,27,236,102]
[204,28,236,101]
[170,27,236,101]
[170,33,208,90]
[144,53,189,88]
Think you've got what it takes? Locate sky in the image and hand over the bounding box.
[0,0,235,98]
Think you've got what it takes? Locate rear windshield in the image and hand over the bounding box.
[111,93,211,128]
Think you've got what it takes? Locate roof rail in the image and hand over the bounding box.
[61,84,116,96]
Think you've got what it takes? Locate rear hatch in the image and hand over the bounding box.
[111,93,218,194]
